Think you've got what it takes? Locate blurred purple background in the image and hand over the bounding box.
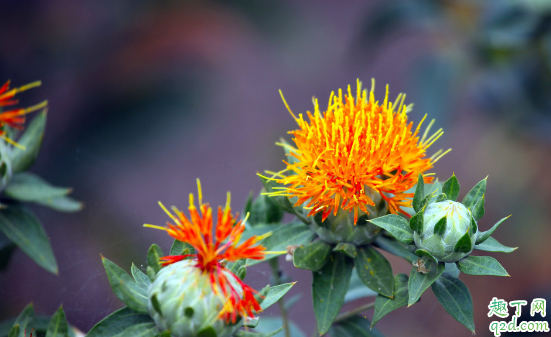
[1,1,550,336]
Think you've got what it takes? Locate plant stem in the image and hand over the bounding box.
[268,258,291,337]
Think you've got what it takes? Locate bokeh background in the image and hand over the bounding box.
[1,0,551,336]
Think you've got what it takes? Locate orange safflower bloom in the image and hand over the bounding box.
[270,80,449,224]
[145,180,267,323]
[0,80,47,146]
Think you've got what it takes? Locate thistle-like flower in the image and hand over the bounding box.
[0,80,47,146]
[145,180,267,336]
[270,79,449,224]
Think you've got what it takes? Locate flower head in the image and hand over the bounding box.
[272,80,449,224]
[145,179,266,323]
[0,80,47,146]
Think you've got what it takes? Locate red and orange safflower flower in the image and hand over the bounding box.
[0,80,47,146]
[145,180,270,323]
[269,80,449,224]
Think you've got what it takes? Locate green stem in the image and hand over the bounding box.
[268,258,291,337]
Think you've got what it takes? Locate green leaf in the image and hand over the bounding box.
[372,273,409,326]
[247,222,315,266]
[14,304,34,337]
[436,193,448,202]
[431,273,475,333]
[260,283,295,310]
[344,270,377,303]
[409,210,424,234]
[433,216,447,236]
[354,246,394,298]
[249,193,284,226]
[333,242,357,259]
[312,253,353,334]
[328,315,384,337]
[4,173,71,202]
[87,308,153,337]
[462,177,486,210]
[131,263,150,289]
[169,239,194,256]
[45,306,68,337]
[453,231,473,254]
[415,249,438,264]
[456,256,509,276]
[249,317,305,337]
[101,257,148,313]
[33,195,83,213]
[374,236,417,264]
[471,195,485,221]
[442,174,460,201]
[8,325,19,337]
[10,111,46,173]
[113,322,157,337]
[408,259,445,305]
[368,214,413,244]
[293,240,331,271]
[413,174,425,212]
[147,244,163,274]
[475,216,510,245]
[0,205,58,274]
[474,236,517,253]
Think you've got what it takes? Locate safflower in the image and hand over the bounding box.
[270,80,449,224]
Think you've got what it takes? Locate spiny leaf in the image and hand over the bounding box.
[45,306,68,337]
[409,210,424,234]
[372,273,409,327]
[86,307,153,337]
[475,216,510,245]
[432,273,475,333]
[456,256,509,276]
[433,216,447,236]
[368,214,413,244]
[408,260,445,306]
[413,174,425,212]
[260,283,295,310]
[313,253,353,334]
[471,195,485,221]
[442,174,460,201]
[293,240,331,271]
[102,257,148,313]
[453,231,473,254]
[354,246,394,298]
[474,236,517,253]
[462,177,486,210]
[0,205,57,274]
[147,244,163,274]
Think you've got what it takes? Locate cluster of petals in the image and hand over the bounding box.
[273,80,448,223]
[0,80,46,144]
[147,180,266,322]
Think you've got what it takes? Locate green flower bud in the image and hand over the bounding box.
[148,260,240,337]
[306,189,385,246]
[413,200,477,263]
